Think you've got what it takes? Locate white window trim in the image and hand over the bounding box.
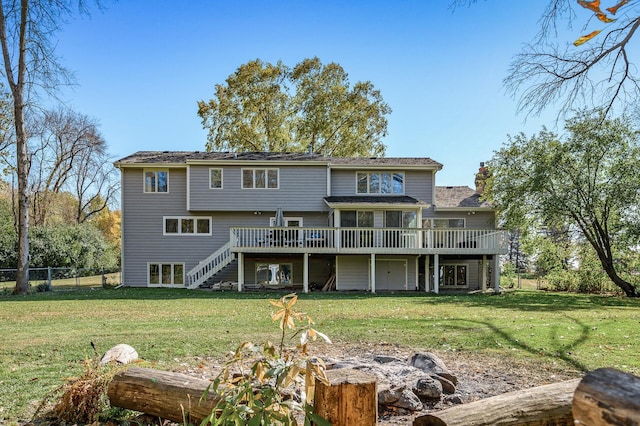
[439,263,469,288]
[241,168,280,189]
[163,216,212,236]
[355,171,405,195]
[147,262,185,286]
[209,168,223,189]
[143,168,169,193]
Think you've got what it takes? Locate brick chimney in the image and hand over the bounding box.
[475,162,489,194]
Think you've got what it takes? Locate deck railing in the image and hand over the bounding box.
[230,227,508,253]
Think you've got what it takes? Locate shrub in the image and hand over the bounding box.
[202,293,331,426]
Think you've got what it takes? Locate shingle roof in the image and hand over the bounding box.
[114,151,326,165]
[435,186,491,209]
[328,156,442,168]
[324,196,428,205]
[114,151,442,168]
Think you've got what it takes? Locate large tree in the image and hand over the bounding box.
[0,1,92,294]
[197,57,391,157]
[486,111,640,297]
[28,107,118,226]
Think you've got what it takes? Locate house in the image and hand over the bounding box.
[114,151,508,292]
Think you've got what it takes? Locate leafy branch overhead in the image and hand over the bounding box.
[502,0,640,118]
[573,0,629,45]
[197,57,391,157]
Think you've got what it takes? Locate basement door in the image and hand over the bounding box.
[375,259,407,291]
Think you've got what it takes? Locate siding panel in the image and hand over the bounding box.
[336,255,369,290]
[189,165,328,211]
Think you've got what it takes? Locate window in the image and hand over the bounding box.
[384,211,417,228]
[256,263,292,285]
[242,168,278,189]
[209,168,223,189]
[439,264,468,287]
[341,210,374,247]
[149,263,184,285]
[429,218,465,228]
[356,171,404,194]
[164,217,211,235]
[144,169,168,193]
[342,210,373,227]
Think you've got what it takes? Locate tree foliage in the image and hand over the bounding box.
[198,57,391,157]
[486,110,640,296]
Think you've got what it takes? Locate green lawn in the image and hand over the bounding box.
[1,288,639,423]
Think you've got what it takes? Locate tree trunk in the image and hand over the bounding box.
[107,367,219,424]
[572,368,640,425]
[599,254,639,297]
[314,368,377,426]
[413,379,580,426]
[14,101,30,295]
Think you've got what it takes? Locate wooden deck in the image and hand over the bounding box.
[230,227,509,255]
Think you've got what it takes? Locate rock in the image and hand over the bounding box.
[374,355,405,364]
[100,343,138,365]
[413,377,443,400]
[378,385,424,411]
[409,352,458,385]
[430,373,456,394]
[444,393,464,405]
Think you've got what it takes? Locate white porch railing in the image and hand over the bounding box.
[229,227,508,253]
[186,241,234,288]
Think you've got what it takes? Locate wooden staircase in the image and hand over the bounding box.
[186,242,234,289]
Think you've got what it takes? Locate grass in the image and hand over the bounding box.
[1,288,639,423]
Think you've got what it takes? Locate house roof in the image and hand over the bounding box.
[114,151,327,165]
[328,156,442,168]
[114,151,443,169]
[324,195,429,208]
[435,186,491,209]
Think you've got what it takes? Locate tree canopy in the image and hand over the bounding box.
[485,111,640,297]
[197,57,391,157]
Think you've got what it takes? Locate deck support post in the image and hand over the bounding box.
[425,255,430,292]
[370,253,376,293]
[493,255,500,292]
[303,253,309,293]
[481,255,488,291]
[433,254,439,294]
[237,252,244,292]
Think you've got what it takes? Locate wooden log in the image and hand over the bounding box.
[314,368,377,426]
[572,368,640,425]
[413,378,581,426]
[107,366,219,424]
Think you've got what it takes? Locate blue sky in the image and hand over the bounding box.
[55,1,572,187]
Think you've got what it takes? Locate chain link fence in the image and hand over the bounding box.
[0,267,121,291]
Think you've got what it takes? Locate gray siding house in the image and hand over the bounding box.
[115,151,508,293]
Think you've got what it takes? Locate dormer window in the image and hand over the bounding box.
[356,172,404,194]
